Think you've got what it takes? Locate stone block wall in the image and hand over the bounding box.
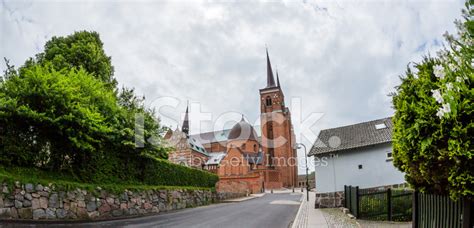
[314,191,344,208]
[0,182,245,220]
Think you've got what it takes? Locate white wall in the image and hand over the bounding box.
[313,143,405,193]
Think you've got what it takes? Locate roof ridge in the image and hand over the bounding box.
[320,116,392,132]
[189,124,261,137]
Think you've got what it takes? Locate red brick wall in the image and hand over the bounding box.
[260,88,298,188]
[203,142,227,152]
[217,175,263,194]
[168,149,209,169]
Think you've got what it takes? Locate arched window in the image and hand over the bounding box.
[242,143,246,150]
[266,96,272,106]
[253,144,257,152]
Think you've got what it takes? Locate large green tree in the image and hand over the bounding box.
[0,31,169,182]
[34,31,116,90]
[392,1,473,199]
[0,63,118,172]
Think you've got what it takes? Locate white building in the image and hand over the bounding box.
[308,117,405,194]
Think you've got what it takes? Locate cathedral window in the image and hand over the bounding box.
[266,96,272,106]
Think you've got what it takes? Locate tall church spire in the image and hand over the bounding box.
[182,102,189,136]
[266,49,276,88]
[276,70,280,87]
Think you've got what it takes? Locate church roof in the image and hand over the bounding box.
[205,152,226,165]
[187,136,208,156]
[189,125,261,144]
[189,129,230,144]
[228,117,259,141]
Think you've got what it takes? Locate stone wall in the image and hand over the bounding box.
[0,182,245,220]
[315,191,344,208]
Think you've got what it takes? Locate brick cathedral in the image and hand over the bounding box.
[164,51,298,193]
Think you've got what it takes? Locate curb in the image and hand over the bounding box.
[291,193,306,228]
[222,193,266,203]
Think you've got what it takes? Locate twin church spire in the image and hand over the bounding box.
[181,49,281,134]
[266,49,280,89]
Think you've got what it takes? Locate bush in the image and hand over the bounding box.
[392,1,473,199]
[0,166,215,194]
[0,63,118,170]
[141,156,218,188]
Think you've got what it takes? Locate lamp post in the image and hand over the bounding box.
[296,143,309,201]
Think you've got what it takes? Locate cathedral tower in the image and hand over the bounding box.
[259,50,298,188]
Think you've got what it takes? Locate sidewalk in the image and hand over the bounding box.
[292,191,410,228]
[292,190,329,228]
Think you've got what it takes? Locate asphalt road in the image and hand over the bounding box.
[1,193,302,228]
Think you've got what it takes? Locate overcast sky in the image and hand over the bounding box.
[1,0,465,173]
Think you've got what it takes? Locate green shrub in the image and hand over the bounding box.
[392,1,473,199]
[0,166,214,194]
[141,156,218,188]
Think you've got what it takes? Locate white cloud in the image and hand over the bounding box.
[0,0,465,173]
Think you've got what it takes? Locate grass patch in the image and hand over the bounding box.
[0,166,214,194]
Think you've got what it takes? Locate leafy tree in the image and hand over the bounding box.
[116,87,170,160]
[34,31,117,90]
[0,63,118,173]
[392,1,473,199]
[0,31,170,182]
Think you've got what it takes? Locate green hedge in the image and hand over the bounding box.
[141,156,218,188]
[0,166,214,194]
[0,155,218,189]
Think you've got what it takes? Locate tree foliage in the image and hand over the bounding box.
[0,64,117,169]
[0,31,217,187]
[35,31,116,89]
[392,1,474,199]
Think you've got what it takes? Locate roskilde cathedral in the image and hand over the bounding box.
[164,51,298,193]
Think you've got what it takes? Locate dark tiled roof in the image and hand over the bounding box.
[189,126,262,145]
[308,117,393,156]
[190,129,231,144]
[228,119,258,141]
